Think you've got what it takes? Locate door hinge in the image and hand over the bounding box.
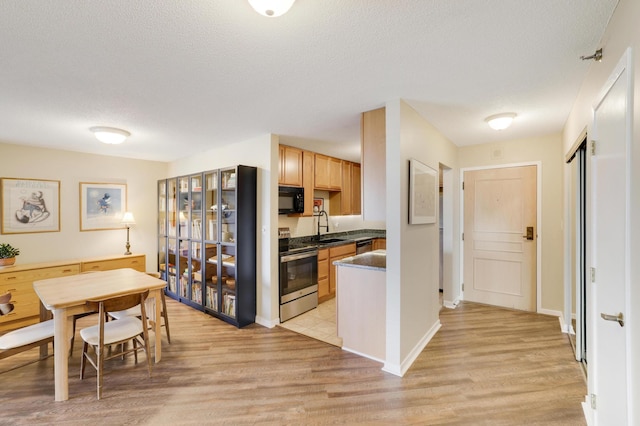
[591,140,596,156]
[462,182,465,190]
[591,267,596,283]
[590,394,597,409]
[462,232,464,241]
[462,283,464,291]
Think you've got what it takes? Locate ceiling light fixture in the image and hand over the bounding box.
[90,126,130,144]
[248,0,295,17]
[485,113,517,130]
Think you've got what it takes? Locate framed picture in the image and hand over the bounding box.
[1,178,61,234]
[409,159,437,224]
[313,197,324,216]
[80,182,127,231]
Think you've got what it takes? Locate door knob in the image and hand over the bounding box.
[600,312,624,327]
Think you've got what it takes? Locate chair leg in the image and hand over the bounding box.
[97,344,104,400]
[80,342,88,379]
[161,292,171,344]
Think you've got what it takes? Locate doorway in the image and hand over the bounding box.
[462,164,539,311]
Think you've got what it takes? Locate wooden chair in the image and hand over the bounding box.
[107,272,171,343]
[79,290,152,400]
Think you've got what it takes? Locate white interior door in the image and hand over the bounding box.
[590,49,631,425]
[463,166,537,311]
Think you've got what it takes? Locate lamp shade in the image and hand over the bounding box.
[121,212,136,225]
[248,0,295,17]
[90,126,131,144]
[485,113,517,130]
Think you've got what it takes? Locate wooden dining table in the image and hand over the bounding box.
[33,268,167,401]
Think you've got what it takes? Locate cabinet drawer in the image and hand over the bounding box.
[0,264,79,284]
[82,255,145,273]
[317,248,329,261]
[0,287,40,324]
[329,243,356,258]
[318,258,329,280]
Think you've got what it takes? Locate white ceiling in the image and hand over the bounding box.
[0,0,618,163]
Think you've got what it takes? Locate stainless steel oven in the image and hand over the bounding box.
[279,249,318,322]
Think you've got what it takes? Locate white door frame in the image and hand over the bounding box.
[459,161,543,313]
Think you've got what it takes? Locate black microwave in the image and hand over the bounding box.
[278,186,304,214]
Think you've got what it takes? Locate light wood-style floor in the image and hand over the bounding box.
[0,299,586,425]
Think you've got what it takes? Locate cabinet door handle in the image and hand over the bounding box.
[600,312,624,327]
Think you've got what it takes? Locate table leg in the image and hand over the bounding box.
[53,308,71,401]
[153,289,162,362]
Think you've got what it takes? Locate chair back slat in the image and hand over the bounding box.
[85,290,149,313]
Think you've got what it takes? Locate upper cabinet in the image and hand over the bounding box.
[315,154,342,191]
[329,161,361,216]
[361,107,386,221]
[279,145,303,187]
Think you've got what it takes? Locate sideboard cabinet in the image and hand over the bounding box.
[0,253,145,332]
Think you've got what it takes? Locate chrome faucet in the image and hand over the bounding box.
[317,210,329,240]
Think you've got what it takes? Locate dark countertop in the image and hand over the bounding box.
[289,229,386,250]
[333,250,386,271]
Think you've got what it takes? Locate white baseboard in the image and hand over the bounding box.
[382,320,442,377]
[537,308,568,333]
[443,296,461,309]
[255,315,279,328]
[582,395,594,426]
[342,346,384,364]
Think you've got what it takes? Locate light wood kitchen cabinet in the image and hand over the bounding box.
[0,254,146,332]
[373,238,386,250]
[279,145,303,187]
[361,107,386,221]
[329,161,362,216]
[317,248,330,301]
[288,150,315,217]
[326,243,356,302]
[352,163,361,214]
[315,154,342,191]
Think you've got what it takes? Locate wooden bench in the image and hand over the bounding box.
[0,319,54,360]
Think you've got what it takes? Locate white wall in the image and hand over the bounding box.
[0,142,166,270]
[167,134,279,327]
[384,99,460,375]
[458,134,565,313]
[562,0,640,420]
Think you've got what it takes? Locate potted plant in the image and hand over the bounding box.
[0,243,20,267]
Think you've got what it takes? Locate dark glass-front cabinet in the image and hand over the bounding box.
[158,165,257,327]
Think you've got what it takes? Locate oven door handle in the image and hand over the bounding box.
[280,251,318,263]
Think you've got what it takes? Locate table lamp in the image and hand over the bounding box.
[121,212,136,255]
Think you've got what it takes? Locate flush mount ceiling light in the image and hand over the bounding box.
[485,113,517,130]
[248,0,295,17]
[90,126,131,144]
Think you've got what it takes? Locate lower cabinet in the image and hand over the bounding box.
[317,249,330,301]
[372,238,386,251]
[324,243,356,303]
[0,254,146,332]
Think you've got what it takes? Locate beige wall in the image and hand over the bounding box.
[384,99,460,375]
[167,134,279,327]
[458,133,564,313]
[0,142,167,271]
[562,0,640,419]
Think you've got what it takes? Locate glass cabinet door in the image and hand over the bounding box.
[205,171,218,242]
[168,178,178,238]
[178,239,189,298]
[221,244,236,318]
[158,180,167,237]
[178,176,189,239]
[158,236,167,281]
[220,168,236,244]
[167,238,177,293]
[190,240,203,304]
[204,242,218,312]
